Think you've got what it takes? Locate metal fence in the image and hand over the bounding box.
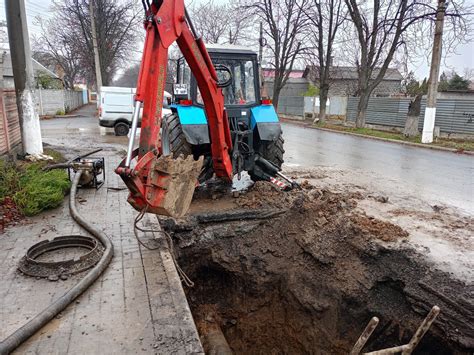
[347,97,411,127]
[0,89,21,155]
[347,97,474,135]
[277,96,305,117]
[419,99,474,135]
[36,89,85,115]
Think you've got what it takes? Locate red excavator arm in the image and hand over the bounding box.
[115,0,233,217]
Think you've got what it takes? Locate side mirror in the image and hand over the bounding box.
[215,64,233,88]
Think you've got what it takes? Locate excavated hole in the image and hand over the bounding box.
[181,258,459,354]
[164,181,472,354]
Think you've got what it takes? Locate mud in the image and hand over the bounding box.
[162,181,473,354]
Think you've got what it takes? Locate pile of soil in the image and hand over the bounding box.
[162,181,472,354]
[0,197,23,233]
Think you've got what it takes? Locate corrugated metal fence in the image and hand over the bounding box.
[419,100,474,135]
[277,96,305,117]
[347,97,411,127]
[347,97,474,135]
[0,89,21,155]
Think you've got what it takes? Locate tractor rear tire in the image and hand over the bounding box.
[162,113,213,182]
[162,113,193,158]
[250,133,285,182]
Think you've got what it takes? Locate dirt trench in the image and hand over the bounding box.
[161,181,473,354]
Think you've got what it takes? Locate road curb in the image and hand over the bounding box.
[281,119,474,156]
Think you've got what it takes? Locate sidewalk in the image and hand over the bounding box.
[0,152,203,354]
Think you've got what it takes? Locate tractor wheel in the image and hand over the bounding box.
[250,133,285,182]
[162,113,192,158]
[162,113,213,182]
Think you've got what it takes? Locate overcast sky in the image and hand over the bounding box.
[1,0,472,80]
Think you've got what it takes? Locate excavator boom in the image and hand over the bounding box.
[115,0,233,217]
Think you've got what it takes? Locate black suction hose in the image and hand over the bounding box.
[0,171,114,354]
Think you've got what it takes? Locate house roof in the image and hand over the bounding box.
[262,68,305,79]
[205,43,257,56]
[303,65,403,81]
[1,52,60,79]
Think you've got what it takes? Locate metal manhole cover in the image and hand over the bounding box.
[18,235,104,280]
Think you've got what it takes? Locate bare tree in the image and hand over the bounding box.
[113,63,140,87]
[244,0,310,109]
[35,0,141,88]
[114,47,180,92]
[33,20,82,89]
[463,67,474,82]
[344,0,473,128]
[189,0,254,45]
[303,0,345,122]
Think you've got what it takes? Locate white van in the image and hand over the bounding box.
[99,86,172,136]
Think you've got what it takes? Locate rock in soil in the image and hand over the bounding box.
[162,181,473,354]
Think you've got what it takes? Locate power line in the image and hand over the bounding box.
[25,1,50,12]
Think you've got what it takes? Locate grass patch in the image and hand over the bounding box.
[315,122,474,152]
[0,149,71,216]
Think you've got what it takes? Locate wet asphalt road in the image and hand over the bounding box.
[40,107,473,213]
[282,122,473,213]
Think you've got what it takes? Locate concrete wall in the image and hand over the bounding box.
[304,96,348,116]
[36,89,84,115]
[437,91,474,100]
[328,96,348,115]
[312,79,401,97]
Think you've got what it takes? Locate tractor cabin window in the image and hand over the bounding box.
[196,59,256,106]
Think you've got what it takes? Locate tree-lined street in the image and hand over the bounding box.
[0,0,473,353]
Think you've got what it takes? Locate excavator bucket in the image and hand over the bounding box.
[117,153,203,218]
[143,154,204,217]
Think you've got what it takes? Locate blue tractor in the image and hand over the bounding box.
[162,44,286,185]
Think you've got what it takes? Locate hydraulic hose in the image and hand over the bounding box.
[0,171,114,354]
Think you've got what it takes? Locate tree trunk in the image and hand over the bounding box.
[404,95,421,137]
[318,87,329,122]
[272,85,281,110]
[356,91,370,128]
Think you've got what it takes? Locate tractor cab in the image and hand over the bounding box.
[180,44,260,110]
[169,44,284,182]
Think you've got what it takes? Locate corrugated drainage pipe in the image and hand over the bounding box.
[0,170,114,354]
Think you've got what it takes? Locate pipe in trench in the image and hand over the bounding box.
[0,170,114,354]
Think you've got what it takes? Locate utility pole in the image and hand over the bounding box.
[421,0,447,144]
[5,0,43,155]
[89,0,103,99]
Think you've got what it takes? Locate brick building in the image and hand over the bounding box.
[303,66,403,97]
